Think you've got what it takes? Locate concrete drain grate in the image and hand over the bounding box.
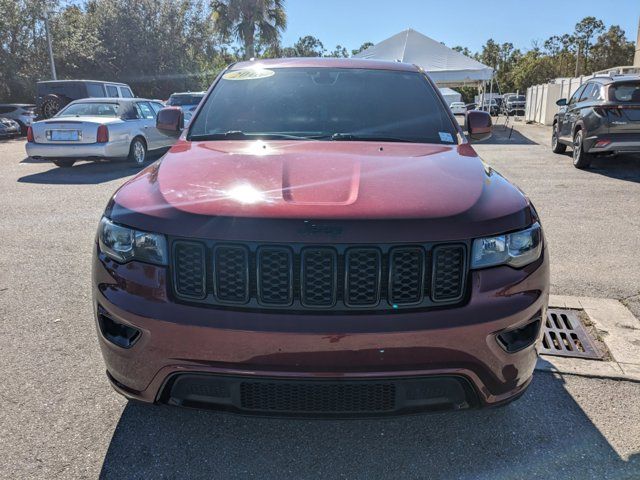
[540,309,602,359]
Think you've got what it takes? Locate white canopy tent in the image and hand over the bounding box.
[354,29,493,87]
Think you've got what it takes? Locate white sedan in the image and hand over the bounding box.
[449,102,467,115]
[26,98,177,167]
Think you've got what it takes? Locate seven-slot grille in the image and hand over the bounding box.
[171,241,467,311]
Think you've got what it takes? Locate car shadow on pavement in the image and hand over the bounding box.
[482,119,538,145]
[16,157,163,185]
[99,372,639,479]
[581,154,640,184]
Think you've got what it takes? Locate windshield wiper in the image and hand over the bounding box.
[189,131,317,141]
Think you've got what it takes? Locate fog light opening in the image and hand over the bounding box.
[497,315,541,353]
[98,307,140,348]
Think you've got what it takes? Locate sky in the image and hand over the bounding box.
[281,0,640,55]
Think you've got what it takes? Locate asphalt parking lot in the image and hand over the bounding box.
[1,123,640,479]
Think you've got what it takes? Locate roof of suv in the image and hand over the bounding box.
[230,57,421,72]
[36,79,129,86]
[66,97,154,103]
[589,75,640,85]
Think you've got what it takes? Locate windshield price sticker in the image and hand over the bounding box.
[223,69,275,81]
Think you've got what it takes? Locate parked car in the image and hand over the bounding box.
[166,91,205,125]
[477,98,500,116]
[35,80,135,119]
[503,94,526,116]
[26,98,175,167]
[449,101,467,115]
[552,75,640,168]
[0,117,21,139]
[0,104,36,134]
[93,58,548,416]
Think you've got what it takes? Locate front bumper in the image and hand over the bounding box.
[25,141,127,159]
[93,246,549,415]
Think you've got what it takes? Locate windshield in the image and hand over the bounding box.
[167,94,205,106]
[57,102,120,117]
[189,67,458,144]
[611,82,640,102]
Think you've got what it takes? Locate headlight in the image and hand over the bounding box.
[98,217,167,265]
[471,223,542,269]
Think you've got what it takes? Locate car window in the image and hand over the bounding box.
[587,84,603,101]
[0,106,15,114]
[579,84,594,101]
[120,87,134,98]
[610,82,640,102]
[150,102,164,114]
[57,102,120,117]
[190,68,459,144]
[569,84,586,105]
[136,102,156,119]
[106,85,119,97]
[86,83,105,97]
[167,94,205,106]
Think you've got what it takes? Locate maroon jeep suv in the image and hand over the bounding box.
[93,58,549,416]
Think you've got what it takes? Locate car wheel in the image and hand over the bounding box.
[572,130,592,169]
[52,159,75,168]
[128,137,147,165]
[551,123,566,154]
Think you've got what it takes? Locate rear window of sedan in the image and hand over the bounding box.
[611,82,640,103]
[167,94,204,106]
[190,67,458,144]
[57,102,120,117]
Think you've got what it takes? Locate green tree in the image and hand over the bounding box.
[573,16,605,73]
[351,41,373,56]
[590,25,635,72]
[327,44,348,58]
[285,35,324,57]
[211,0,286,60]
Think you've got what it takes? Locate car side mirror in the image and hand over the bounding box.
[556,98,567,107]
[465,110,492,142]
[156,107,183,135]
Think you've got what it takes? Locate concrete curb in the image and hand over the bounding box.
[535,295,640,382]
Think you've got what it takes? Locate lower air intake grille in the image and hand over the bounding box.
[240,381,396,413]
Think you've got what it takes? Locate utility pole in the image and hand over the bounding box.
[574,43,581,78]
[43,7,57,80]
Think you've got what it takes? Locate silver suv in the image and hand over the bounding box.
[0,104,36,135]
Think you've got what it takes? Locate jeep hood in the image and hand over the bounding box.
[110,140,533,242]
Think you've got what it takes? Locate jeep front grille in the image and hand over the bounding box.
[171,240,468,311]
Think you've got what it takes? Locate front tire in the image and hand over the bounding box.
[52,159,75,168]
[128,137,147,165]
[572,130,592,169]
[551,123,566,153]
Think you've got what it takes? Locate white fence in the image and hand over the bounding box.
[525,76,592,125]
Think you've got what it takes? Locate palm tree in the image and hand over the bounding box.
[212,0,286,60]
